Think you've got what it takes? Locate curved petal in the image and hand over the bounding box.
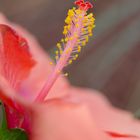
[30,98,110,140]
[0,13,69,101]
[0,74,31,109]
[66,87,140,137]
[0,24,35,89]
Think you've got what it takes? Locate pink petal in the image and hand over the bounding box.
[67,87,140,137]
[30,98,110,140]
[109,135,140,140]
[0,13,69,101]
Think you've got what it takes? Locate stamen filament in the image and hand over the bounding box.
[35,0,95,102]
[35,12,85,102]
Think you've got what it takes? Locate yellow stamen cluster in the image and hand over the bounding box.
[54,6,95,67]
[63,8,75,36]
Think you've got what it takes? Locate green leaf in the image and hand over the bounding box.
[1,103,7,129]
[0,128,28,140]
[0,102,28,140]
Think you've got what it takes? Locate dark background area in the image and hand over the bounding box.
[0,0,140,112]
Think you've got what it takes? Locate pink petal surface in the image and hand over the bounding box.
[30,98,110,140]
[0,13,69,101]
[67,87,140,137]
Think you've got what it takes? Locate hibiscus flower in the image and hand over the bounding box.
[0,1,140,140]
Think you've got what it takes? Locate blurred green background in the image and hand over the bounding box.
[0,0,140,112]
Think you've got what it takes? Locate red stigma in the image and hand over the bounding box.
[75,0,84,6]
[85,2,93,9]
[74,0,93,11]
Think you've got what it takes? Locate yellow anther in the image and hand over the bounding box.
[63,29,68,35]
[73,57,77,60]
[91,25,96,28]
[57,43,62,49]
[78,46,81,52]
[64,26,67,29]
[69,37,73,40]
[75,54,79,59]
[87,13,93,18]
[84,17,88,21]
[83,23,87,26]
[55,50,59,54]
[76,9,82,14]
[49,62,53,65]
[69,60,73,64]
[60,50,63,55]
[89,33,93,36]
[65,37,69,42]
[79,15,82,19]
[76,23,79,27]
[88,26,92,30]
[82,41,86,46]
[65,17,71,24]
[78,49,81,53]
[67,25,71,30]
[82,28,85,32]
[68,9,74,17]
[83,20,88,23]
[57,43,61,47]
[55,56,59,60]
[88,29,92,34]
[78,46,81,51]
[88,27,92,33]
[72,7,76,10]
[61,39,64,42]
[90,18,95,23]
[83,30,87,34]
[85,36,89,42]
[74,18,79,22]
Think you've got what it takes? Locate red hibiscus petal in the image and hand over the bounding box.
[0,24,36,130]
[0,24,36,90]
